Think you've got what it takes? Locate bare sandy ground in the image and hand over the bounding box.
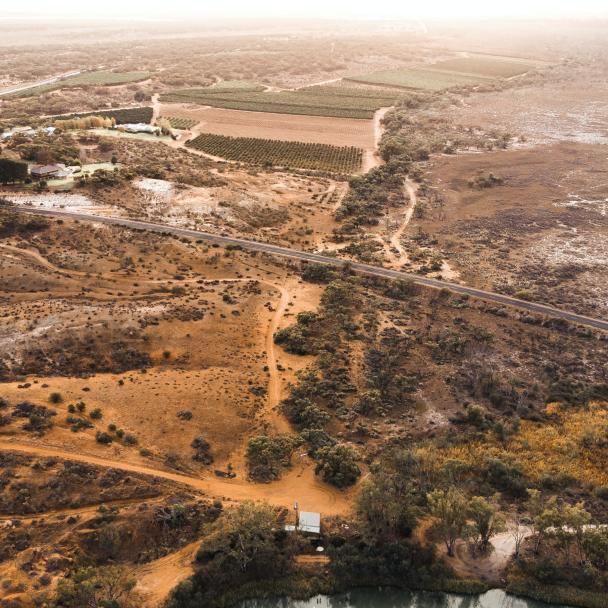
[159,103,376,150]
[451,79,608,146]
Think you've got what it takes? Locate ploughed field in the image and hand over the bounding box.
[187,133,363,173]
[157,104,376,149]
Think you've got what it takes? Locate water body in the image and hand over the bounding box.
[239,588,574,608]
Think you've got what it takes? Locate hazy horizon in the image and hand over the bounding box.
[1,0,607,20]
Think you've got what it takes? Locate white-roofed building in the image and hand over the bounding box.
[285,509,321,535]
[298,511,321,534]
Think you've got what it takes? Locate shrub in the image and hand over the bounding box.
[301,263,339,284]
[191,436,213,464]
[96,431,113,445]
[123,433,138,446]
[55,566,136,608]
[246,435,297,482]
[315,444,361,487]
[90,408,103,420]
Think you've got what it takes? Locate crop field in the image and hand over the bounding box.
[346,54,541,91]
[163,116,199,129]
[12,70,151,97]
[156,104,376,149]
[427,55,539,78]
[49,106,153,125]
[161,86,400,119]
[187,132,363,173]
[205,80,266,93]
[345,68,491,91]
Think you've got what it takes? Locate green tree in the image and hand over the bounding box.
[526,489,556,554]
[55,566,136,608]
[427,488,470,557]
[196,501,292,574]
[246,434,296,482]
[0,158,28,184]
[562,501,592,564]
[357,456,420,540]
[467,494,506,552]
[582,528,608,570]
[315,443,361,488]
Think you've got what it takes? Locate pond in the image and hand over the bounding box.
[238,588,574,608]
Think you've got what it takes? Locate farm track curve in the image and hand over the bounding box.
[0,439,350,515]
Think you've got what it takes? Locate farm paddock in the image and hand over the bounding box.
[156,103,377,149]
[187,133,362,173]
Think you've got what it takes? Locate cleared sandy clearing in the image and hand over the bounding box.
[160,103,376,149]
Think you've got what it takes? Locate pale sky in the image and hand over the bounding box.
[1,0,606,20]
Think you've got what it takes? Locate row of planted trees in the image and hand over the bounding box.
[53,116,116,130]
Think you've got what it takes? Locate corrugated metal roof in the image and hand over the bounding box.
[298,511,321,534]
[31,164,65,176]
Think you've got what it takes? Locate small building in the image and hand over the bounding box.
[1,126,36,141]
[30,163,69,180]
[298,511,321,534]
[285,510,321,535]
[118,123,160,135]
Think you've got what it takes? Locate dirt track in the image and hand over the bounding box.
[134,541,201,607]
[0,440,351,515]
[389,177,417,264]
[264,284,291,431]
[0,495,166,523]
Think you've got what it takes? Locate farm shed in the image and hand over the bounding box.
[119,123,160,134]
[31,163,69,179]
[285,511,321,534]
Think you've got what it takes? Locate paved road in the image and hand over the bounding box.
[13,206,608,332]
[0,70,81,97]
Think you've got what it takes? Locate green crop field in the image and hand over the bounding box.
[187,133,362,173]
[300,84,406,98]
[13,71,151,98]
[163,116,199,129]
[49,107,153,125]
[346,54,541,91]
[345,68,491,91]
[427,55,538,78]
[205,80,266,93]
[161,86,400,119]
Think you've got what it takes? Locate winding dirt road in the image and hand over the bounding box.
[389,177,417,264]
[0,439,349,515]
